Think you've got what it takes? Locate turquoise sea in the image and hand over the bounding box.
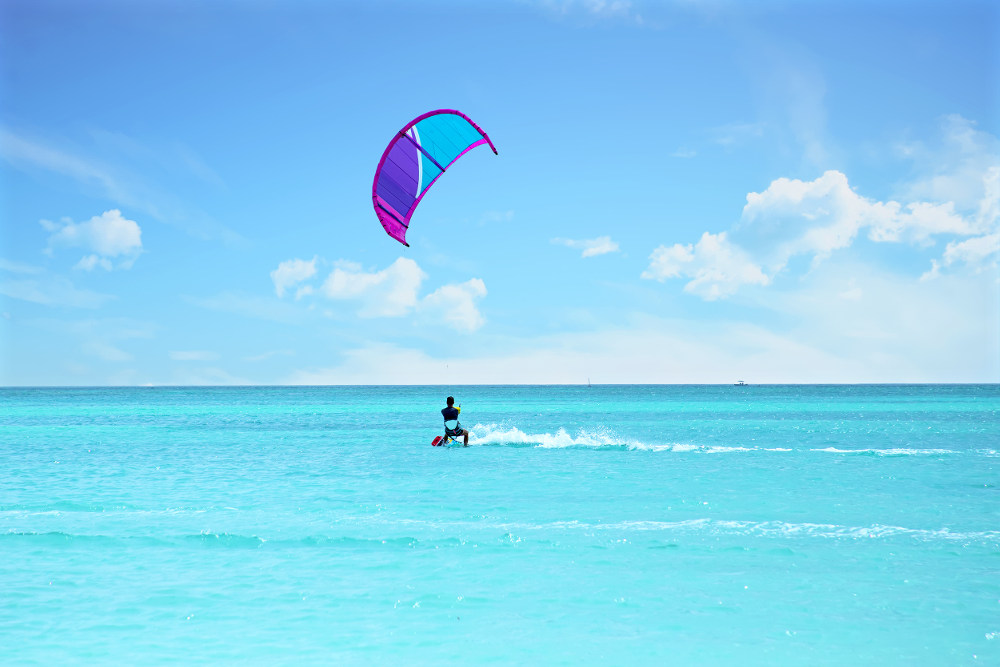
[2,385,998,664]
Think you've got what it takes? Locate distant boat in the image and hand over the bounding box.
[735,380,746,386]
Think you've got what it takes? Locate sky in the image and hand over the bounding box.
[1,0,998,385]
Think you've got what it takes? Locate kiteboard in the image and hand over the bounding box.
[432,435,465,447]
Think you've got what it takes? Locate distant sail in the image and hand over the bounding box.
[372,109,498,246]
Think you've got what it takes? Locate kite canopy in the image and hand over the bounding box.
[372,109,498,246]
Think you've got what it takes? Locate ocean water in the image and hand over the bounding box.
[1,384,998,665]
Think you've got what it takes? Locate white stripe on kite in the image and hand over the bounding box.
[411,125,423,195]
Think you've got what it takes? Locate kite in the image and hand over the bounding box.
[372,109,498,246]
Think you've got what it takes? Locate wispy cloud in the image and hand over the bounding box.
[167,366,251,386]
[896,115,1000,211]
[711,122,765,147]
[184,291,306,324]
[0,128,244,245]
[1,129,122,197]
[169,350,220,361]
[244,349,295,362]
[0,259,44,275]
[740,37,834,169]
[480,210,514,224]
[0,272,114,309]
[84,340,134,362]
[28,317,156,365]
[531,0,646,25]
[553,235,621,257]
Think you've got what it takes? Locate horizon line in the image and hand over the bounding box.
[3,382,998,389]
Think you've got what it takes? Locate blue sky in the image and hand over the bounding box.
[1,0,997,385]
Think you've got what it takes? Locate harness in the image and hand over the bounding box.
[444,419,463,438]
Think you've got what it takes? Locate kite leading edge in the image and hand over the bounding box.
[372,109,498,247]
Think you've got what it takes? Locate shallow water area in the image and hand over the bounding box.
[2,385,998,664]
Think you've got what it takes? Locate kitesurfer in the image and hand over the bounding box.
[441,396,469,446]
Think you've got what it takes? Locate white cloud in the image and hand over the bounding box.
[642,231,769,300]
[976,166,1000,230]
[739,170,976,269]
[317,257,488,331]
[284,254,998,385]
[553,235,620,257]
[265,256,490,332]
[271,257,317,298]
[649,152,998,300]
[43,209,143,270]
[941,232,1000,267]
[420,278,488,333]
[321,257,427,318]
[75,255,113,272]
[922,232,1000,280]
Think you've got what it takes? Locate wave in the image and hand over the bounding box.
[0,501,142,513]
[7,518,996,548]
[810,447,960,456]
[0,530,462,550]
[0,504,244,516]
[573,519,1000,543]
[389,517,1000,545]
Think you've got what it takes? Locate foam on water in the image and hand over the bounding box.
[470,423,797,452]
[471,424,981,456]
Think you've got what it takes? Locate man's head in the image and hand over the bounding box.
[446,396,455,406]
